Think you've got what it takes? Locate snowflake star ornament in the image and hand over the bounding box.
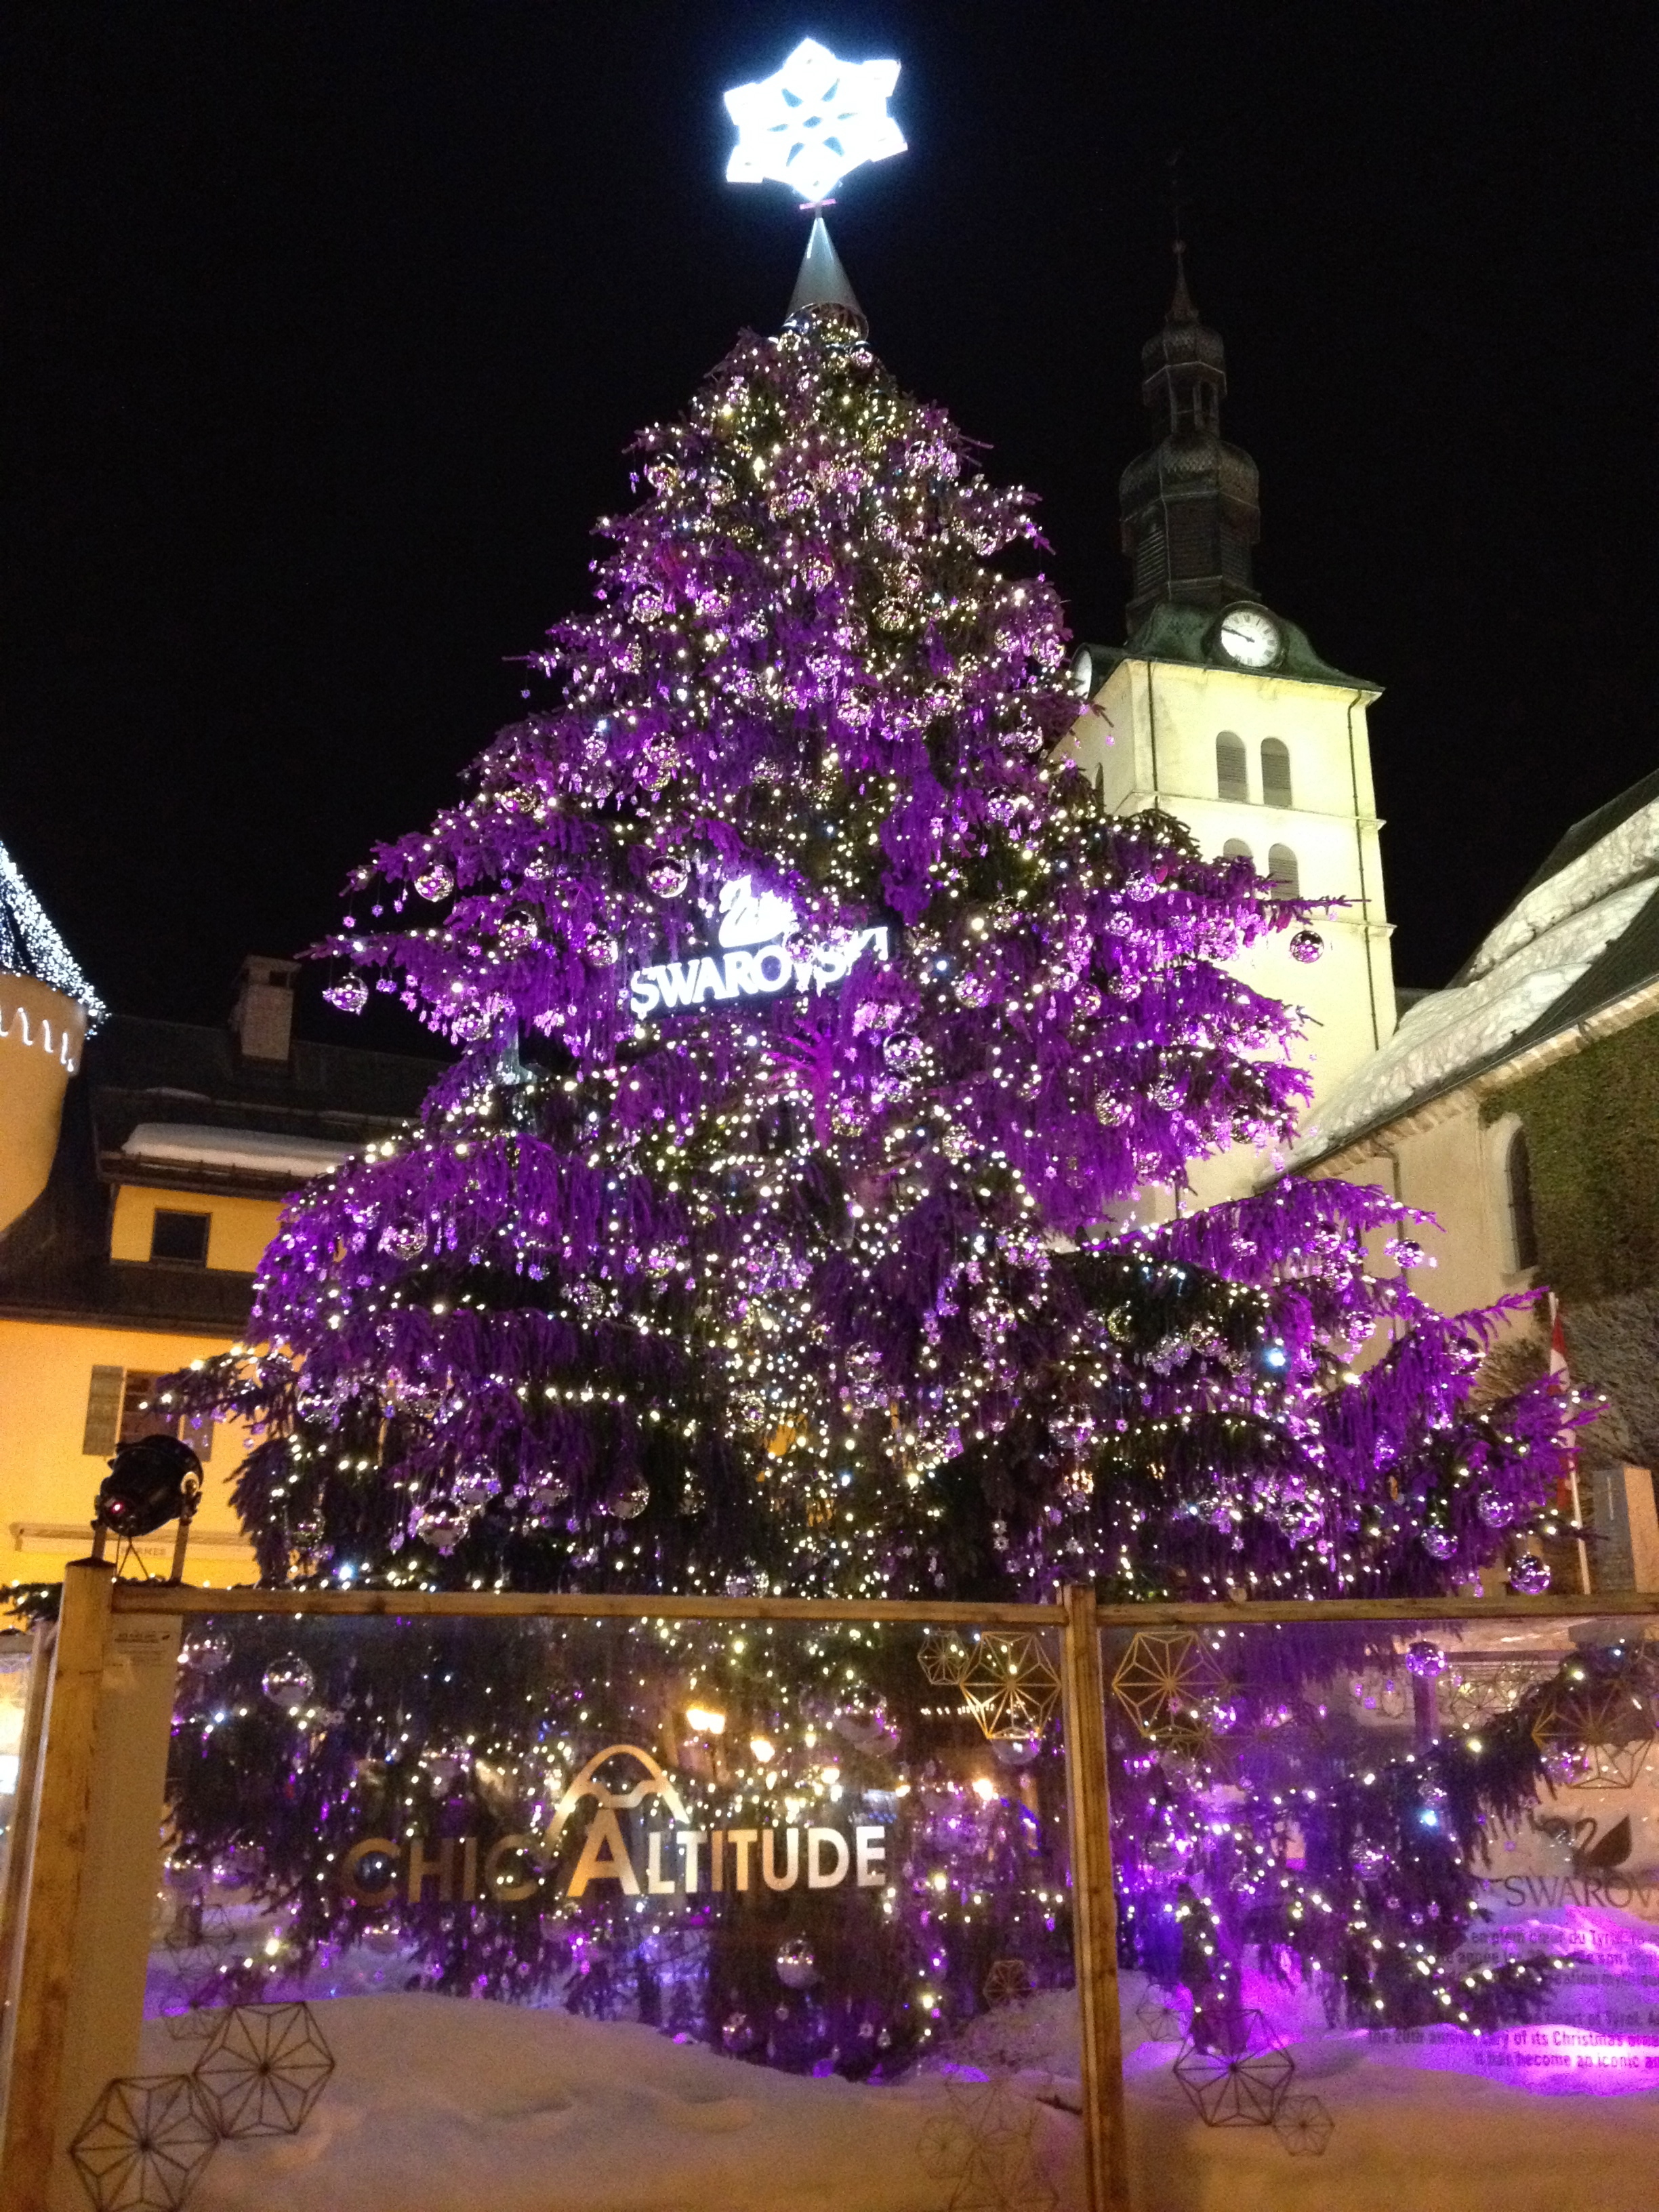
[724,39,905,205]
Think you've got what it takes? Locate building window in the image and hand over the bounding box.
[1267,843,1299,897]
[1261,738,1292,808]
[81,1365,212,1459]
[1507,1127,1539,1271]
[150,1209,210,1266]
[81,1365,125,1454]
[1216,731,1248,802]
[119,1372,176,1444]
[1221,838,1253,864]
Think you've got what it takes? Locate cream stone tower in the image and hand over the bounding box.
[1061,249,1395,1204]
[0,839,103,1233]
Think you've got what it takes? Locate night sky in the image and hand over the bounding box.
[2,2,1652,1038]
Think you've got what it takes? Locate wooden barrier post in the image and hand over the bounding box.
[1060,1582,1130,2212]
[0,1561,113,2212]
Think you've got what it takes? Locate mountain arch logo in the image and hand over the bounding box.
[548,1744,694,1897]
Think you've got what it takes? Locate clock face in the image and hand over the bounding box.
[1216,605,1282,669]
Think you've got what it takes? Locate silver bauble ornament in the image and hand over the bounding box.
[1508,1552,1551,1595]
[602,1473,651,1521]
[261,1658,315,1714]
[184,1634,230,1675]
[497,903,541,951]
[775,1936,819,1989]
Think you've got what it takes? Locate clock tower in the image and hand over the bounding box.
[1063,249,1396,1202]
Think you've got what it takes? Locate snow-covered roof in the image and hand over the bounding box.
[0,839,104,1028]
[1292,771,1659,1166]
[121,1123,358,1179]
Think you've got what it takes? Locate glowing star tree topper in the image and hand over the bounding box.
[724,38,905,205]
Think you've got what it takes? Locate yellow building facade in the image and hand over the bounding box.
[0,945,438,1589]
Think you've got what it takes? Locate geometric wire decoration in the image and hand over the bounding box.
[157,1899,241,2032]
[1530,1654,1658,1792]
[1437,1656,1557,1728]
[1133,1984,1189,2043]
[919,1630,975,1688]
[916,2076,1059,2212]
[161,2009,220,2049]
[1172,2009,1296,2127]
[69,2075,218,2212]
[1273,2092,1335,2156]
[193,1999,336,2132]
[983,1957,1035,2008]
[956,1633,1063,1743]
[1110,1631,1231,1753]
[192,2003,335,2139]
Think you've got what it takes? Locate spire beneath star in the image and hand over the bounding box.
[786,216,865,328]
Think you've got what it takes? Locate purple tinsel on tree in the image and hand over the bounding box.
[169,302,1582,1599]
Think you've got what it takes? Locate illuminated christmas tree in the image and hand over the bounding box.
[180,285,1568,1605]
[165,261,1582,2064]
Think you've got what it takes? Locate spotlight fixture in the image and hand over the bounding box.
[91,1433,203,1582]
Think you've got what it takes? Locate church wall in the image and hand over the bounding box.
[1308,1099,1523,1328]
[1485,1013,1659,1307]
[1309,1021,1659,1583]
[1067,657,1395,1196]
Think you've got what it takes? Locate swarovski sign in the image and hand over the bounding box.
[629,877,890,1020]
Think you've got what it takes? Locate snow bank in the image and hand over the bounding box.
[1122,2049,1659,2211]
[136,1987,1659,2210]
[139,1994,1085,2212]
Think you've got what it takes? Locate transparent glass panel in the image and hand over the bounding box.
[0,1629,37,1864]
[145,1612,1082,2206]
[1105,1612,1659,2207]
[0,1624,45,2103]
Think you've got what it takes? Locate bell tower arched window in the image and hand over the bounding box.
[1267,844,1299,898]
[1261,738,1292,808]
[1507,1127,1539,1271]
[1221,837,1253,864]
[1216,731,1248,802]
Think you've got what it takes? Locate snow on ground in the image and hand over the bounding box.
[137,1983,1659,2210]
[140,1993,1084,2212]
[1123,2046,1659,2212]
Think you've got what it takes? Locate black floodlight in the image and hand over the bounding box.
[91,1433,204,1581]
